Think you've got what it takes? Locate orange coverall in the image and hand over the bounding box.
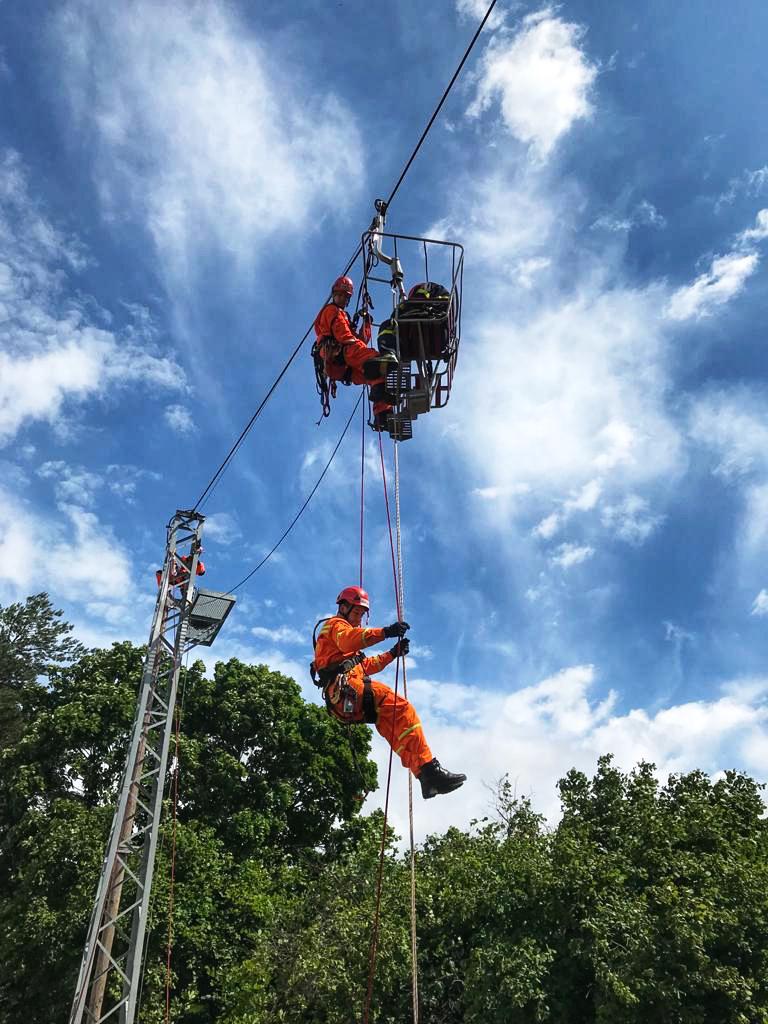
[314,616,433,775]
[155,555,206,587]
[313,304,392,415]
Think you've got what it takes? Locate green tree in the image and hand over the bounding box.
[0,626,375,1024]
[548,756,768,1022]
[0,593,84,749]
[222,811,413,1024]
[5,596,768,1024]
[208,758,768,1024]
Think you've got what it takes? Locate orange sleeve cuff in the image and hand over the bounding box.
[361,650,394,675]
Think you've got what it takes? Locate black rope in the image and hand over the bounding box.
[227,393,363,593]
[191,0,498,512]
[384,0,499,209]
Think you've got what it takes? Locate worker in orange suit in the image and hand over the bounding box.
[155,551,206,588]
[311,585,466,799]
[313,275,398,430]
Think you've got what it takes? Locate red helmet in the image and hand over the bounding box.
[331,275,354,297]
[336,585,370,610]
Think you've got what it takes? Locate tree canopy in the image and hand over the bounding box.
[1,594,767,1024]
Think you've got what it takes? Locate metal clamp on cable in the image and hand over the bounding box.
[368,201,406,302]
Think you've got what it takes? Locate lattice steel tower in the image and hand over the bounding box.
[69,509,234,1024]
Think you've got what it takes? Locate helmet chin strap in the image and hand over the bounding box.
[339,602,367,624]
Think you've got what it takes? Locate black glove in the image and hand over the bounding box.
[390,637,410,658]
[383,620,410,638]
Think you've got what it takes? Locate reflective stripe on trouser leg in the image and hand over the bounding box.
[369,679,433,773]
[395,722,422,753]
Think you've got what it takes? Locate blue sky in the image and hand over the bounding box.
[3,0,768,838]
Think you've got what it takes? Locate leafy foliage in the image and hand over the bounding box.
[0,593,84,749]
[1,597,768,1023]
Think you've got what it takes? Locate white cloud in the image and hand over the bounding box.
[0,150,89,275]
[195,638,309,694]
[54,0,364,290]
[365,665,768,844]
[716,166,768,211]
[37,461,103,506]
[433,20,706,600]
[251,625,306,646]
[567,478,601,511]
[431,168,561,286]
[455,0,506,30]
[689,389,768,479]
[516,256,551,288]
[534,486,662,549]
[105,463,162,504]
[666,250,760,321]
[664,620,694,647]
[203,512,242,546]
[453,284,682,508]
[551,542,594,569]
[743,484,768,554]
[601,494,663,545]
[534,511,561,539]
[666,207,768,323]
[0,485,131,604]
[467,8,598,159]
[533,480,602,539]
[738,208,768,245]
[164,404,195,435]
[410,644,434,660]
[472,483,531,501]
[637,200,666,228]
[0,150,185,445]
[592,199,666,233]
[751,590,768,617]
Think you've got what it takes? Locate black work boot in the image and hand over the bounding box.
[362,352,399,380]
[369,382,398,405]
[418,758,466,800]
[370,411,390,432]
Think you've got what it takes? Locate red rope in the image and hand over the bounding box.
[361,435,405,1024]
[164,708,181,1022]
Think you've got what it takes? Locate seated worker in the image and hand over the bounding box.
[311,585,466,799]
[313,275,398,431]
[377,281,452,361]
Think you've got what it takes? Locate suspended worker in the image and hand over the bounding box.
[311,586,466,799]
[312,275,398,430]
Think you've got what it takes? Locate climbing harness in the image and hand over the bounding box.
[312,293,377,423]
[311,306,360,419]
[309,614,379,725]
[310,648,367,722]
